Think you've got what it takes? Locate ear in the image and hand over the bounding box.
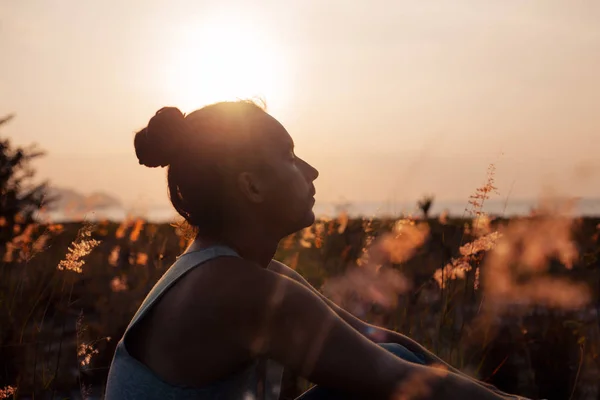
[237,171,265,203]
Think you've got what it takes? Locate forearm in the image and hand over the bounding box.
[367,325,521,398]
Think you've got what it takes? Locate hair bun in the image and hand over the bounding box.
[134,107,190,168]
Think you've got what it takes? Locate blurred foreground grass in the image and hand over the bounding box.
[1,212,599,399]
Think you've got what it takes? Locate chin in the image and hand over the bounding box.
[285,210,315,236]
[303,210,316,227]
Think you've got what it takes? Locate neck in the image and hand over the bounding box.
[190,226,280,267]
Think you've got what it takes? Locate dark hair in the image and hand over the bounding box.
[134,100,267,236]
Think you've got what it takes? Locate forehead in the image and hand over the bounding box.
[258,113,294,150]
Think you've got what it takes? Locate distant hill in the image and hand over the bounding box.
[46,187,122,212]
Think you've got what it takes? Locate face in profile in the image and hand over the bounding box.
[245,113,319,237]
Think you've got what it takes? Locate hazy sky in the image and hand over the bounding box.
[1,0,599,208]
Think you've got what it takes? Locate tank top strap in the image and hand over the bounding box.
[124,245,240,335]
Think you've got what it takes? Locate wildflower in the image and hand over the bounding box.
[299,226,315,248]
[459,231,502,257]
[434,260,472,289]
[314,222,325,249]
[482,203,590,310]
[2,242,15,262]
[76,312,110,370]
[299,239,311,248]
[323,265,410,311]
[374,220,429,264]
[466,163,499,216]
[108,246,120,267]
[355,218,377,265]
[3,223,38,262]
[110,276,128,292]
[327,220,336,235]
[337,210,348,234]
[326,219,424,311]
[434,220,502,289]
[77,342,99,367]
[115,217,132,239]
[14,213,25,224]
[32,233,50,253]
[136,252,148,266]
[472,214,492,237]
[362,218,374,233]
[57,223,101,273]
[48,223,64,233]
[129,218,145,242]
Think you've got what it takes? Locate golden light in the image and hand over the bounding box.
[163,12,289,114]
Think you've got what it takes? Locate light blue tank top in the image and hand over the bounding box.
[104,246,283,400]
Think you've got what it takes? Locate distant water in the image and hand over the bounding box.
[38,198,600,223]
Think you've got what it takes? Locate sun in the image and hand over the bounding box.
[163,13,289,114]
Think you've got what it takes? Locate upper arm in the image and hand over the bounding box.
[268,259,369,333]
[190,257,410,397]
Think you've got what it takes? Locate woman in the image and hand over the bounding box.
[105,101,521,399]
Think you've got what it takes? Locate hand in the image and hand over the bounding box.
[398,364,508,400]
[378,330,526,399]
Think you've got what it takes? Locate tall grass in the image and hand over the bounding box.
[1,186,599,399]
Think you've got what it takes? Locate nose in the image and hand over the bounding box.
[301,158,319,181]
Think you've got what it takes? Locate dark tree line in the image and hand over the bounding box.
[0,114,54,247]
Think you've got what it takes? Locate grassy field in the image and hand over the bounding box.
[1,206,599,399]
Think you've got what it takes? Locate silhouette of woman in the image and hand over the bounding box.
[105,101,523,399]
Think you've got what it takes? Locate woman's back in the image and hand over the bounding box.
[104,246,284,400]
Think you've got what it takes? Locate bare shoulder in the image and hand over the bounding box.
[175,256,300,322]
[180,256,279,300]
[268,259,303,280]
[267,258,291,274]
[268,259,318,293]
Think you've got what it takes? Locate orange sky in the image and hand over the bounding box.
[1,0,599,207]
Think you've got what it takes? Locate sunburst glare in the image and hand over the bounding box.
[163,12,289,113]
